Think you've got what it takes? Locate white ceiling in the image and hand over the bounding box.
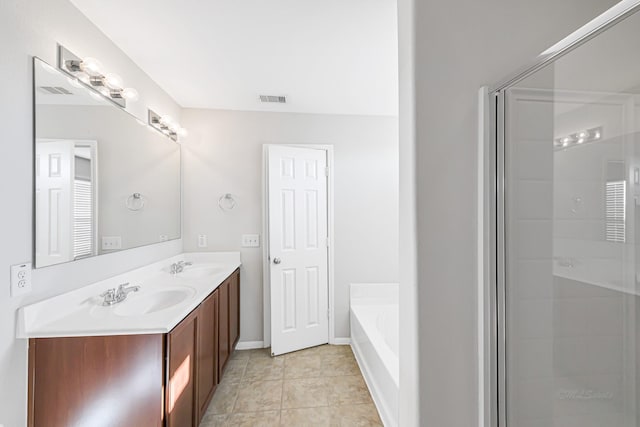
[70,0,399,116]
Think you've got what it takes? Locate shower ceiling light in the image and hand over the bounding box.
[554,126,603,151]
[57,45,139,108]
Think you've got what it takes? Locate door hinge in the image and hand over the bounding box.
[327,309,330,319]
[326,237,330,247]
[324,166,329,177]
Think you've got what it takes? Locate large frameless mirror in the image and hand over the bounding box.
[34,58,180,268]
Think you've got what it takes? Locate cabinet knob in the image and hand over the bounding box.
[273,257,281,265]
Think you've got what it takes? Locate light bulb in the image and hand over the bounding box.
[594,131,601,139]
[121,87,139,101]
[161,115,174,126]
[177,127,189,138]
[578,131,588,138]
[577,138,585,144]
[81,57,103,75]
[562,137,571,144]
[104,73,123,90]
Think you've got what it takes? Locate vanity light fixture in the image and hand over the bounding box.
[57,45,139,108]
[148,109,187,142]
[554,126,603,151]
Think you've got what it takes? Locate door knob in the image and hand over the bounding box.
[273,257,281,265]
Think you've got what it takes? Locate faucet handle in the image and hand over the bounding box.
[117,282,130,291]
[100,288,116,305]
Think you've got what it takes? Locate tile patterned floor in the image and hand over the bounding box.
[200,345,383,426]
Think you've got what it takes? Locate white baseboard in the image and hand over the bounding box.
[235,340,265,350]
[331,337,351,345]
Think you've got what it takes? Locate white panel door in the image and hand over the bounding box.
[268,146,328,356]
[35,140,74,267]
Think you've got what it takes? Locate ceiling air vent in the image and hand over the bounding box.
[38,86,73,95]
[259,95,286,104]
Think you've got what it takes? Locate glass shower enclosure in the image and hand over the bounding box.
[493,4,640,426]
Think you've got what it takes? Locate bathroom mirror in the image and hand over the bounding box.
[33,58,181,268]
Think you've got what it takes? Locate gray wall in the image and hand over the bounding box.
[0,1,182,426]
[181,108,400,342]
[397,0,620,425]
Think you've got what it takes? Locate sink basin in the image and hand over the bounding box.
[114,287,196,317]
[178,265,226,279]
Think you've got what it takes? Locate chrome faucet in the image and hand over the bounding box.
[169,260,193,275]
[100,283,141,306]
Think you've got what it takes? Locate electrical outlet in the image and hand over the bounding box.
[159,235,169,242]
[242,234,260,248]
[198,234,208,248]
[101,236,122,250]
[10,263,32,296]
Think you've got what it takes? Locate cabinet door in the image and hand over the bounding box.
[229,269,240,350]
[167,311,197,427]
[218,279,230,378]
[197,291,218,422]
[29,335,163,427]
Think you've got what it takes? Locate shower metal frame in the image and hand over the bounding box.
[487,2,640,426]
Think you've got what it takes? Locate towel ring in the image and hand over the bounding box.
[126,193,146,211]
[218,193,236,211]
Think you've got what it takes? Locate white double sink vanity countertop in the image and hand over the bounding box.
[17,252,241,339]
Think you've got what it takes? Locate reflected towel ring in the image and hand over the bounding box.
[218,193,236,211]
[126,193,146,211]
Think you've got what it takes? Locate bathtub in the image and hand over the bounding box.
[350,283,399,427]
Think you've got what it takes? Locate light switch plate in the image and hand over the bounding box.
[242,234,260,248]
[101,236,122,250]
[10,262,32,296]
[198,234,208,248]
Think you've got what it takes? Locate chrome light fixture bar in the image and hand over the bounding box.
[148,109,188,142]
[57,45,139,108]
[554,126,603,150]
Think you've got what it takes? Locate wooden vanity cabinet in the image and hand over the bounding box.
[166,268,240,427]
[28,269,240,427]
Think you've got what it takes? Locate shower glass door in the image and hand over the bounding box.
[501,8,640,426]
